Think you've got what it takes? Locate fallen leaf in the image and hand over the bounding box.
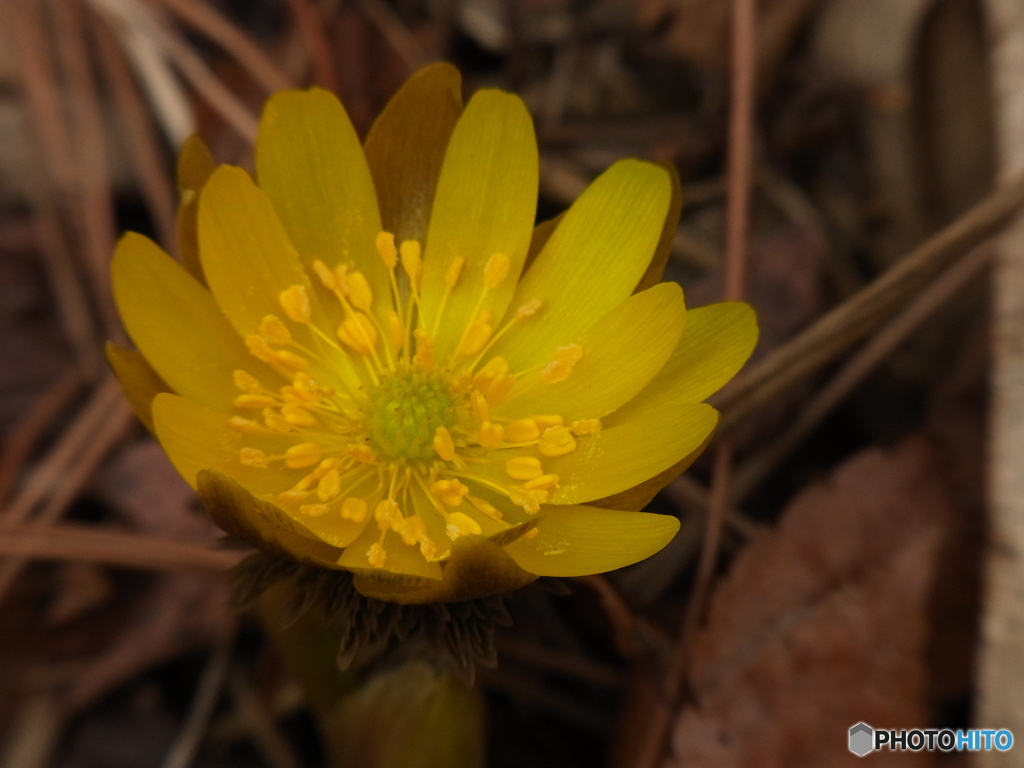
[669,436,954,767]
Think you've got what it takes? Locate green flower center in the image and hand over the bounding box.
[364,371,457,461]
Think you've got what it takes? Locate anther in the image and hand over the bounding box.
[278,489,309,503]
[400,240,422,285]
[420,538,438,560]
[346,443,376,464]
[444,257,465,288]
[396,514,427,546]
[413,329,436,371]
[239,448,269,468]
[367,541,387,568]
[273,350,310,371]
[509,487,547,514]
[523,473,559,490]
[540,343,583,384]
[280,284,312,323]
[447,511,482,539]
[471,392,491,423]
[506,418,541,443]
[516,299,542,319]
[506,456,543,481]
[374,499,401,531]
[347,272,373,312]
[483,253,510,289]
[234,394,277,409]
[376,231,398,269]
[317,469,341,501]
[245,335,277,363]
[300,503,330,517]
[570,419,602,436]
[433,427,455,461]
[281,404,317,427]
[263,409,292,433]
[233,370,262,393]
[538,426,576,457]
[285,442,323,468]
[458,311,493,357]
[312,260,337,290]
[336,313,377,354]
[341,497,368,522]
[534,415,564,430]
[468,496,503,520]
[487,373,515,405]
[478,421,504,449]
[228,416,263,434]
[473,357,509,390]
[431,478,469,507]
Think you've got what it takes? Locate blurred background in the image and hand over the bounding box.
[0,0,1015,765]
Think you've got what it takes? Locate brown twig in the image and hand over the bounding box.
[52,0,122,338]
[574,575,638,658]
[153,0,295,93]
[732,241,995,501]
[161,641,233,768]
[0,523,242,573]
[227,669,304,768]
[355,0,430,73]
[91,13,178,249]
[283,0,338,91]
[712,172,1024,431]
[0,370,84,508]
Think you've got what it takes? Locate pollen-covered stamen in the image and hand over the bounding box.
[505,418,541,443]
[434,426,455,462]
[468,495,503,520]
[336,313,378,356]
[400,240,422,288]
[284,442,323,468]
[456,309,494,358]
[477,421,504,449]
[539,343,583,383]
[412,329,436,372]
[570,418,602,436]
[509,486,547,514]
[446,511,482,541]
[430,478,469,507]
[538,425,576,457]
[279,285,312,324]
[506,456,543,480]
[431,257,465,338]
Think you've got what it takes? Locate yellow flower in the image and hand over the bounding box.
[108,64,758,605]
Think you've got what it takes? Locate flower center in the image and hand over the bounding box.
[363,371,457,461]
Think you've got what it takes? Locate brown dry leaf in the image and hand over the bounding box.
[668,436,954,767]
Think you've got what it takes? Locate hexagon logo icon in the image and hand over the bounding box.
[849,723,874,757]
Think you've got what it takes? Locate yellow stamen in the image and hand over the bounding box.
[534,415,565,430]
[570,418,602,436]
[341,497,368,522]
[487,373,515,404]
[239,447,269,468]
[312,260,337,290]
[444,257,465,288]
[347,272,373,312]
[471,391,490,422]
[516,299,542,319]
[478,421,504,449]
[263,408,292,433]
[420,538,438,560]
[400,240,422,286]
[367,541,387,568]
[430,478,469,507]
[234,394,277,409]
[347,443,376,463]
[300,503,330,517]
[468,496,503,520]
[413,329,436,372]
[233,370,262,393]
[376,231,398,269]
[259,315,292,345]
[433,426,455,461]
[281,404,317,427]
[285,442,322,469]
[483,253,510,289]
[228,416,263,434]
[457,311,493,357]
[396,514,427,546]
[375,499,401,531]
[336,313,378,355]
[387,311,405,351]
[273,349,310,371]
[538,426,576,457]
[509,487,547,514]
[506,456,543,481]
[245,335,277,363]
[279,285,311,323]
[278,489,309,503]
[522,527,539,539]
[506,418,541,443]
[317,468,341,501]
[522,473,559,490]
[472,357,508,390]
[447,511,482,540]
[539,343,584,383]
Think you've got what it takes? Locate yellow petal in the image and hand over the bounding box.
[198,165,312,336]
[498,282,685,421]
[255,88,388,321]
[543,402,719,505]
[352,533,536,604]
[503,506,679,577]
[152,392,298,494]
[364,63,463,243]
[196,469,344,568]
[493,160,671,370]
[418,90,538,358]
[111,232,281,410]
[105,341,169,433]
[649,301,759,404]
[634,162,683,293]
[176,133,217,284]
